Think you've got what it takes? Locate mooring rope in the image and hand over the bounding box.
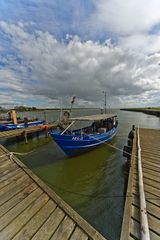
[0,150,33,159]
[81,131,134,157]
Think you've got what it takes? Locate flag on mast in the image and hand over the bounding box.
[71,96,76,105]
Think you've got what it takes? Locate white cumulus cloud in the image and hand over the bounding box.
[0,21,160,108]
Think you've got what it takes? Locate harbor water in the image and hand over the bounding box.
[7,109,160,240]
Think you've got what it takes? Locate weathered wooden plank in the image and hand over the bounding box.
[144,175,160,186]
[70,226,88,240]
[142,155,160,164]
[0,163,18,178]
[0,174,30,197]
[0,123,57,140]
[133,179,160,197]
[0,167,21,183]
[132,194,160,219]
[142,161,160,170]
[130,218,140,240]
[0,176,32,206]
[130,219,160,240]
[0,183,37,217]
[0,170,25,190]
[12,200,57,240]
[133,175,160,189]
[0,188,43,231]
[144,183,160,197]
[50,215,75,240]
[0,155,10,163]
[0,193,49,240]
[143,167,160,179]
[145,192,160,207]
[0,159,14,174]
[132,204,160,235]
[31,207,65,240]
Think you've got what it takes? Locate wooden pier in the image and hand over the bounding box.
[0,144,106,240]
[121,128,160,240]
[0,123,57,143]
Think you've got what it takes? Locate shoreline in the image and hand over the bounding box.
[120,108,160,117]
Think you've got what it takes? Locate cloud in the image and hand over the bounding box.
[120,33,160,54]
[0,21,160,108]
[90,0,160,35]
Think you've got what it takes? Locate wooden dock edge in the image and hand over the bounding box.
[0,144,106,240]
[120,129,137,240]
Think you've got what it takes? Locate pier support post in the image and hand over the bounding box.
[24,130,28,144]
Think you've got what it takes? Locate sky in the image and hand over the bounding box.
[0,0,160,108]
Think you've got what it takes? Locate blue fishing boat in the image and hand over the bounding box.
[51,113,118,156]
[0,120,45,131]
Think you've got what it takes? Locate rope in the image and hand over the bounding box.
[82,130,134,157]
[0,150,33,159]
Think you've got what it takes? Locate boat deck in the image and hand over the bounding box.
[0,144,106,240]
[120,128,160,240]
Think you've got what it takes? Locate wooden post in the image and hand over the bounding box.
[45,126,49,138]
[36,131,39,139]
[12,110,17,124]
[24,130,28,144]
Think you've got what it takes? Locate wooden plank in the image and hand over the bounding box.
[142,161,160,170]
[142,155,160,164]
[0,163,18,178]
[70,227,88,240]
[132,194,160,220]
[133,179,160,198]
[0,193,49,240]
[0,123,57,140]
[0,188,43,231]
[130,219,160,240]
[143,168,160,179]
[50,215,75,240]
[0,155,10,163]
[12,200,57,240]
[0,159,14,174]
[0,176,32,206]
[0,183,37,217]
[0,174,30,197]
[144,174,160,185]
[132,204,160,235]
[0,167,21,183]
[0,170,25,190]
[130,218,140,240]
[31,207,65,240]
[144,183,160,197]
[145,192,160,208]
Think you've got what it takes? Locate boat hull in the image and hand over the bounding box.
[0,120,45,131]
[51,127,117,157]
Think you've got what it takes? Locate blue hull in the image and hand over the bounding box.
[51,127,117,156]
[0,120,45,131]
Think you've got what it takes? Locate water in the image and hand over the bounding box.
[7,110,160,240]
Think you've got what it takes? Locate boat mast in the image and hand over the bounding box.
[103,91,107,114]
